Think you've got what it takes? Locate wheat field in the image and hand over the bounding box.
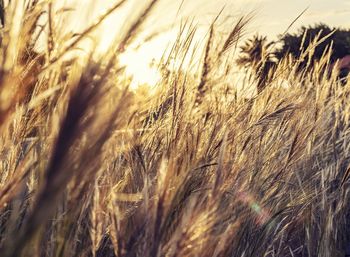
[0,1,349,257]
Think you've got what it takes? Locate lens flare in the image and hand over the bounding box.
[237,191,271,225]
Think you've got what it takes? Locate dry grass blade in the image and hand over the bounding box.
[47,0,129,68]
[255,104,297,126]
[118,0,161,52]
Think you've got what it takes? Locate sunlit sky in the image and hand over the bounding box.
[91,0,350,44]
[62,0,350,87]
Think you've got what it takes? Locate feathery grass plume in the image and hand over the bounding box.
[1,58,124,257]
[218,15,252,59]
[195,24,214,105]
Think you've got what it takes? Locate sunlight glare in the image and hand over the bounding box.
[119,49,162,90]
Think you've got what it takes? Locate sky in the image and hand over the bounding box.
[240,0,350,36]
[57,0,350,87]
[96,0,350,38]
[63,0,350,55]
[170,0,350,39]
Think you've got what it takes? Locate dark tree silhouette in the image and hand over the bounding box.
[238,24,350,91]
[236,34,276,93]
[275,24,350,71]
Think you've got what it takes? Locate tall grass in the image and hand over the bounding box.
[0,1,349,257]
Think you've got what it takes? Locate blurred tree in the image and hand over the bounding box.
[237,24,350,91]
[275,24,350,71]
[236,34,276,93]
